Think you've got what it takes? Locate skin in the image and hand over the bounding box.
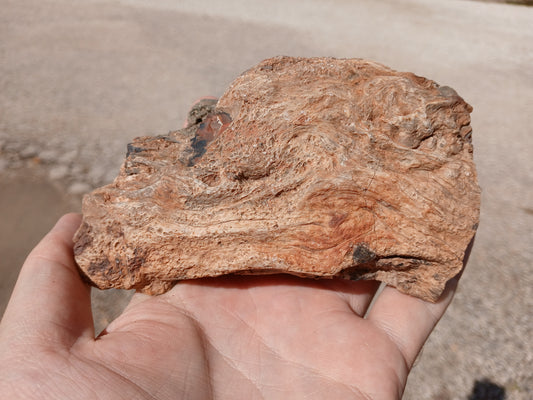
[0,213,463,399]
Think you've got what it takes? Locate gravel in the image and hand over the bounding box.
[1,0,531,398]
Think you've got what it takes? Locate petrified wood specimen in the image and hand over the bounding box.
[74,56,480,302]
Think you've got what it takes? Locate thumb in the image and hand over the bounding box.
[0,214,94,348]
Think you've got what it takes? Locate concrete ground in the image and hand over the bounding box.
[1,0,531,398]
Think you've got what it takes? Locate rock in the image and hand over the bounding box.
[58,149,78,165]
[48,164,70,181]
[68,182,93,196]
[3,140,25,154]
[73,57,481,302]
[69,164,84,177]
[38,148,60,163]
[19,144,39,159]
[186,98,219,127]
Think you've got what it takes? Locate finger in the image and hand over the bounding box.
[366,275,459,368]
[1,214,94,346]
[327,279,381,317]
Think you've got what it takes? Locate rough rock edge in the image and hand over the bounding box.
[74,56,481,302]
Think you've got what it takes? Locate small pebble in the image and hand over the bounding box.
[58,149,78,164]
[4,141,24,153]
[38,149,60,163]
[70,164,84,177]
[20,144,39,159]
[68,182,93,195]
[48,164,70,180]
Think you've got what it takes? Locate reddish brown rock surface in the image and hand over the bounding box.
[73,57,480,302]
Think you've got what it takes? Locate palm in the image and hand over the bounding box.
[0,214,459,400]
[92,277,404,399]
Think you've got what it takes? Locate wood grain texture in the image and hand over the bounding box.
[74,57,480,301]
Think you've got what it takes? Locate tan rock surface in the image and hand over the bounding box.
[74,57,480,302]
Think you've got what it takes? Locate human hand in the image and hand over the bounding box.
[0,214,461,399]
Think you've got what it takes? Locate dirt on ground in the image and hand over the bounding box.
[1,0,531,398]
